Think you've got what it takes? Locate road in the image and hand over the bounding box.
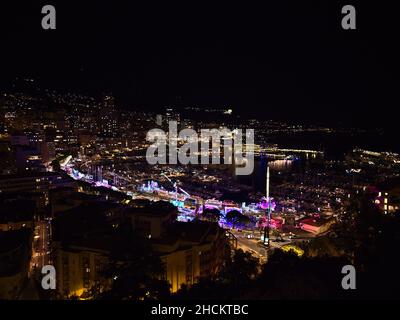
[230,229,300,263]
[31,219,51,277]
[22,218,51,299]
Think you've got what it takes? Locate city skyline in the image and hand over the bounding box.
[1,1,400,307]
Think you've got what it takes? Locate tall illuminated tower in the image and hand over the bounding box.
[266,165,270,200]
[263,166,271,246]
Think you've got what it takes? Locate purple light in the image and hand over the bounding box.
[258,197,276,210]
[224,207,242,214]
[204,204,220,210]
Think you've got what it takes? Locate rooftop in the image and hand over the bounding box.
[125,200,177,217]
[300,217,332,227]
[52,202,118,242]
[153,220,222,249]
[0,171,64,181]
[0,199,36,223]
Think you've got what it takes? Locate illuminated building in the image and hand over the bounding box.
[125,200,227,293]
[0,172,65,193]
[53,240,112,298]
[99,96,118,138]
[153,221,228,293]
[375,185,400,214]
[14,145,44,171]
[299,217,335,235]
[51,202,119,298]
[38,141,56,163]
[0,172,73,213]
[164,108,180,127]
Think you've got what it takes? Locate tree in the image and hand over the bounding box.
[175,249,260,299]
[252,250,351,299]
[225,210,252,228]
[202,208,222,222]
[221,249,260,287]
[101,236,171,300]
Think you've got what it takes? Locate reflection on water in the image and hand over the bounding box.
[268,159,293,171]
[232,155,321,196]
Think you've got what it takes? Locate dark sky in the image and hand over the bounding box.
[0,1,398,127]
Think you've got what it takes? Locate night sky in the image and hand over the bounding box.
[0,1,398,127]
